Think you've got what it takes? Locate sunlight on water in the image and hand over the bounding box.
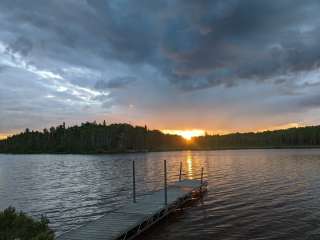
[186,152,193,179]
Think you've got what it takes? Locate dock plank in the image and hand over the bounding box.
[58,179,206,240]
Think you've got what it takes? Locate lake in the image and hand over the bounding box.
[1,149,320,239]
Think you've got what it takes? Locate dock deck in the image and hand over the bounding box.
[57,179,207,240]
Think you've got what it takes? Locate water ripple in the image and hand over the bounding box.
[1,150,320,239]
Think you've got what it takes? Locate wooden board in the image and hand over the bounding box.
[58,179,206,240]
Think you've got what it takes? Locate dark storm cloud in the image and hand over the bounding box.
[1,0,320,90]
[86,0,320,90]
[163,0,320,90]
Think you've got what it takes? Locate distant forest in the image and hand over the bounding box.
[0,122,185,153]
[1,121,320,153]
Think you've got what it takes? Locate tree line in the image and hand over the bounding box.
[191,125,320,149]
[1,122,320,153]
[0,121,186,153]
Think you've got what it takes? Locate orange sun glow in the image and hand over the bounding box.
[162,129,205,140]
[0,134,7,140]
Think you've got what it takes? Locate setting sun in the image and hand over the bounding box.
[162,129,205,140]
[0,134,7,140]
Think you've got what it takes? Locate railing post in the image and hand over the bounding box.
[132,160,136,203]
[179,162,182,181]
[201,167,204,184]
[164,160,167,206]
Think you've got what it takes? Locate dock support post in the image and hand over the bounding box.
[200,167,204,192]
[164,160,167,206]
[201,167,204,185]
[179,162,182,181]
[132,160,136,203]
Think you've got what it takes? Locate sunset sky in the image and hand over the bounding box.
[1,1,320,139]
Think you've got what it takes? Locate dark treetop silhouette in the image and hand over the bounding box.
[1,122,320,153]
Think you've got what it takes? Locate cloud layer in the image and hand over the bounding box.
[1,0,320,135]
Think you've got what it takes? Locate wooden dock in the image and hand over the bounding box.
[57,161,207,240]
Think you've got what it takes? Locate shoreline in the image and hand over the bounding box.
[1,145,320,155]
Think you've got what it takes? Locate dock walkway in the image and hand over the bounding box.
[58,179,207,240]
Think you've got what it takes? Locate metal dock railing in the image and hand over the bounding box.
[57,160,208,240]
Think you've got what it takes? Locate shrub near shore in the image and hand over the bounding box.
[0,207,54,240]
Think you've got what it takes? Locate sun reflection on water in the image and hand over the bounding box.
[186,152,193,179]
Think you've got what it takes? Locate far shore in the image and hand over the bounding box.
[1,145,320,155]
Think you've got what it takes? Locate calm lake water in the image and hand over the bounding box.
[1,149,320,239]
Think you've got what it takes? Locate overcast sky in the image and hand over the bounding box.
[1,0,320,137]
